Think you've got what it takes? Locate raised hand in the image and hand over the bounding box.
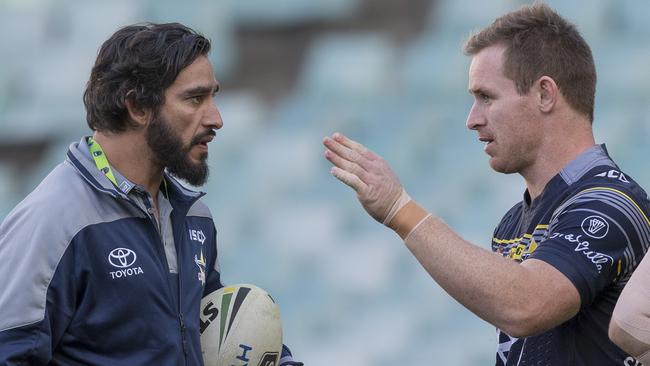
[323,132,403,223]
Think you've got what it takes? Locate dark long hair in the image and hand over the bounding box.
[83,22,211,132]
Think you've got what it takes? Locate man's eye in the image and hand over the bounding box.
[189,96,201,104]
[480,93,491,103]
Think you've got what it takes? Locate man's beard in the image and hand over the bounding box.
[145,114,214,187]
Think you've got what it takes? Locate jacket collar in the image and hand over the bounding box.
[66,136,205,207]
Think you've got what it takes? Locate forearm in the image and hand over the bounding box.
[610,253,650,361]
[403,214,529,331]
[392,201,578,336]
[609,318,650,363]
[322,133,578,335]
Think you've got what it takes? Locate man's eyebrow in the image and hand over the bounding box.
[468,87,488,96]
[181,84,220,96]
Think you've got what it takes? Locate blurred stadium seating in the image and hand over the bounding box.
[1,0,649,365]
[227,0,361,26]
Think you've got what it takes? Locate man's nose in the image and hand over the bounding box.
[204,100,223,130]
[466,102,485,130]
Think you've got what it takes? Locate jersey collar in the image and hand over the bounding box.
[524,144,615,208]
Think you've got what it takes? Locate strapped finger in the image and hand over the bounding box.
[323,136,369,171]
[332,132,372,157]
[324,149,367,181]
[326,134,375,171]
[330,166,367,193]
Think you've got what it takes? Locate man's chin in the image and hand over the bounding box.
[170,171,208,187]
[168,159,209,187]
[489,157,506,173]
[489,158,519,175]
[190,145,209,161]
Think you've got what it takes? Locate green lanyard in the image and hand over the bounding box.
[87,136,170,198]
[87,137,118,186]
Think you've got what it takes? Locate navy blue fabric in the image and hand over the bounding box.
[0,146,220,365]
[0,139,299,365]
[491,152,649,366]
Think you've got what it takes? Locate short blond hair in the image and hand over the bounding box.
[464,3,596,122]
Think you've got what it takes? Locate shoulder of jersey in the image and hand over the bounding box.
[592,168,632,185]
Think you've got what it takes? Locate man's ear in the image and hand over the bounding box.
[125,91,152,127]
[537,76,558,114]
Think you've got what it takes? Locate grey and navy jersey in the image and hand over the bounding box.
[0,138,223,365]
[492,145,649,366]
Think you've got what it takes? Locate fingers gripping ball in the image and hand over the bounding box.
[200,284,283,366]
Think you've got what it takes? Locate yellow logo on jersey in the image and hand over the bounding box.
[495,224,548,261]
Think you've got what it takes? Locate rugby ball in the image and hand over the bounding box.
[200,284,283,366]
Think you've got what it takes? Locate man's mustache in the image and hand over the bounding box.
[191,129,216,146]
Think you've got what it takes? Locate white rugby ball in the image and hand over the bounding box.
[200,284,283,366]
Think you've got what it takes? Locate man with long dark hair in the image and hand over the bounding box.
[0,22,301,365]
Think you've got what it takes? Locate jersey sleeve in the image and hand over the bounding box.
[530,187,650,307]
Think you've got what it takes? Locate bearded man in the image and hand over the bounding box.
[0,22,301,366]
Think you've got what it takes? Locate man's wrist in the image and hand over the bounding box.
[383,189,411,225]
[386,200,430,239]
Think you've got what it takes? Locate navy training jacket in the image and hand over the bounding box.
[0,138,223,365]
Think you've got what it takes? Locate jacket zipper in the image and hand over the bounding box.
[139,196,190,365]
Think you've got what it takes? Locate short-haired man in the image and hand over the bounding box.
[0,23,301,365]
[324,4,649,365]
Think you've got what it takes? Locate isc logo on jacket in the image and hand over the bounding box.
[189,229,206,244]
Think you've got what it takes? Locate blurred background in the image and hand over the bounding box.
[1,0,649,364]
